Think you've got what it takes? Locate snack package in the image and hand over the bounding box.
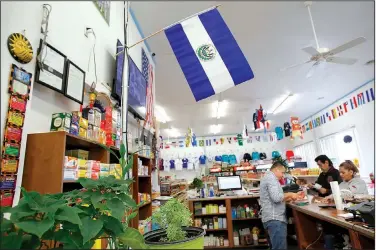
[79,127,87,138]
[50,112,72,132]
[87,160,100,172]
[71,111,81,126]
[9,96,27,112]
[76,169,89,178]
[0,176,16,190]
[79,117,89,129]
[64,156,78,170]
[77,159,88,170]
[8,111,24,127]
[63,169,77,180]
[0,192,14,207]
[1,159,18,173]
[4,126,22,142]
[3,142,20,157]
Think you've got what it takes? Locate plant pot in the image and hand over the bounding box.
[144,226,205,249]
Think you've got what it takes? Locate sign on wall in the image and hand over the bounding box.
[93,1,111,24]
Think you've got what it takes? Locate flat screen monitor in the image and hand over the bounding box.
[112,39,124,105]
[128,56,146,120]
[217,176,242,191]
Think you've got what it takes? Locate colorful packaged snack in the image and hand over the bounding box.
[9,95,27,112]
[79,117,88,129]
[0,176,16,190]
[1,159,18,173]
[69,123,79,136]
[0,192,14,207]
[64,156,78,170]
[3,142,20,157]
[79,127,87,138]
[7,111,24,127]
[4,126,22,142]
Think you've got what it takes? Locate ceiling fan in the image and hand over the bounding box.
[281,1,367,78]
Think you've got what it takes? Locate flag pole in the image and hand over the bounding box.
[116,4,221,56]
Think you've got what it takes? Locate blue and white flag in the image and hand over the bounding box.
[165,8,254,102]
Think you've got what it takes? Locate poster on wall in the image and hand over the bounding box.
[35,40,67,93]
[93,1,111,24]
[64,60,85,104]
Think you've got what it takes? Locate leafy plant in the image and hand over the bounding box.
[190,178,203,190]
[151,198,192,242]
[0,143,147,249]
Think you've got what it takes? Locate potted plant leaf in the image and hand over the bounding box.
[143,198,205,249]
[0,143,148,249]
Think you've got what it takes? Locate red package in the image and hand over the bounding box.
[5,126,22,142]
[0,192,13,207]
[9,96,27,112]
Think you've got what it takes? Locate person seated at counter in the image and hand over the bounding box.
[324,160,368,202]
[260,162,304,250]
[307,155,342,197]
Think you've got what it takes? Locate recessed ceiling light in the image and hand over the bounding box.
[317,97,324,100]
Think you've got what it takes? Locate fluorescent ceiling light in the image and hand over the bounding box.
[155,105,171,123]
[212,100,228,119]
[210,124,221,134]
[167,127,180,137]
[271,93,296,115]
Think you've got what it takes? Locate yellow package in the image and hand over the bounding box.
[77,169,88,178]
[79,127,87,138]
[79,117,88,129]
[77,159,88,170]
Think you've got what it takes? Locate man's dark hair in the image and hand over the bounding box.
[315,155,333,167]
[270,161,285,170]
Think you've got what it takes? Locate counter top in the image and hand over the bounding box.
[287,203,374,239]
[188,194,260,202]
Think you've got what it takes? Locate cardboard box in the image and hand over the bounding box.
[77,169,89,178]
[71,111,81,126]
[79,117,89,129]
[77,159,88,169]
[69,124,79,136]
[50,113,72,132]
[79,127,87,138]
[87,160,100,172]
[63,169,77,180]
[67,150,89,160]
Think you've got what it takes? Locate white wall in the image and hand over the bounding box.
[1,1,155,205]
[292,80,375,177]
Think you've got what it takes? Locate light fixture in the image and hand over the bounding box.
[271,93,296,115]
[155,105,171,123]
[167,127,180,137]
[212,100,228,119]
[210,124,221,134]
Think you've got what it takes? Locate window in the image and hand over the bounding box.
[318,128,360,168]
[293,142,317,168]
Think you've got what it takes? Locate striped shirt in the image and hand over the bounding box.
[260,171,286,223]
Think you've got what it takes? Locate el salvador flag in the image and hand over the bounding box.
[165,8,254,102]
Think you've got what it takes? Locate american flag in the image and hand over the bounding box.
[141,49,154,128]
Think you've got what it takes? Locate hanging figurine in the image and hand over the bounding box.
[185,128,192,147]
[290,117,303,139]
[191,131,197,147]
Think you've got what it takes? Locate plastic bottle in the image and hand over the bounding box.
[209,186,215,197]
[233,231,240,246]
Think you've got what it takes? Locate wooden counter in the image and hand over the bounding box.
[288,203,374,249]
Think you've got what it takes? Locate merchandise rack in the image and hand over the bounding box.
[188,195,269,249]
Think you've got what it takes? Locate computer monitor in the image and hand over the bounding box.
[217,176,242,191]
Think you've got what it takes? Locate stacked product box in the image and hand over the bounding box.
[83,108,102,142]
[64,156,78,180]
[99,163,110,179]
[66,149,89,160]
[109,164,122,179]
[87,160,100,180]
[50,113,72,132]
[77,159,89,179]
[79,116,89,139]
[103,107,113,146]
[70,111,81,136]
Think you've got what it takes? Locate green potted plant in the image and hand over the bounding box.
[189,177,204,191]
[143,198,205,249]
[0,143,147,249]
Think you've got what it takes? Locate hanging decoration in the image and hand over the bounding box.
[290,117,303,139]
[1,65,32,207]
[253,105,269,133]
[237,134,243,146]
[302,85,374,133]
[191,132,197,147]
[7,33,34,64]
[185,127,192,147]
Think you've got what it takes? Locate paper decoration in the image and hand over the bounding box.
[302,86,374,134]
[291,117,303,139]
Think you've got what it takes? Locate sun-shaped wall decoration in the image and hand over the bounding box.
[7,33,33,64]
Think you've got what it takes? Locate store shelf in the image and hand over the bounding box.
[194,213,227,217]
[232,217,261,221]
[138,201,152,209]
[205,228,228,232]
[138,175,151,178]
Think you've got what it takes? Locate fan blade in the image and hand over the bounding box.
[306,61,321,78]
[326,57,357,65]
[280,60,311,71]
[327,37,366,56]
[302,46,320,56]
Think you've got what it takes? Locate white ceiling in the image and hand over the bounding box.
[131,1,375,138]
